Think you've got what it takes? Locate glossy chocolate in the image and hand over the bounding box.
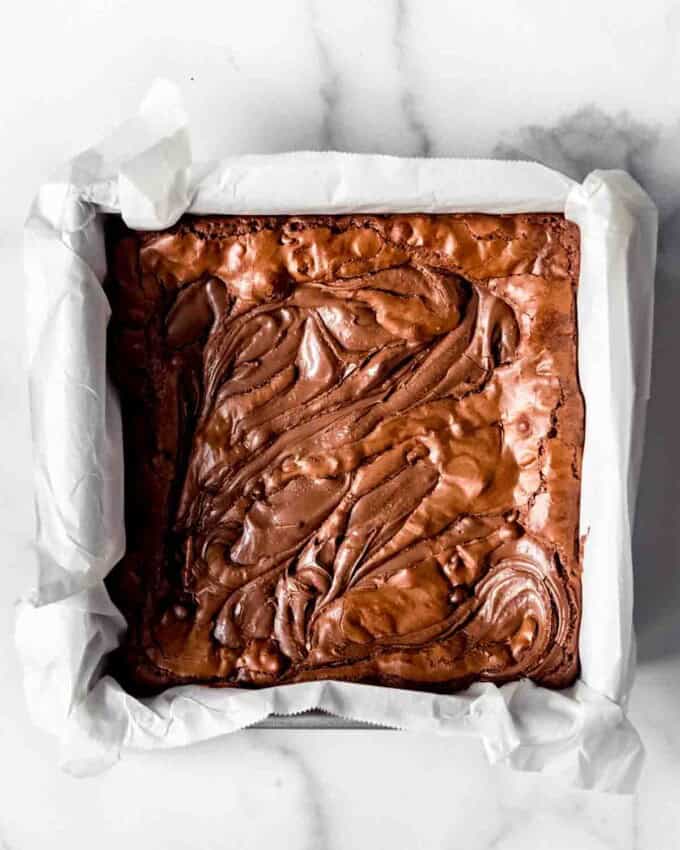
[105,212,583,693]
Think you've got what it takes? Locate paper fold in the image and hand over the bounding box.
[18,80,656,793]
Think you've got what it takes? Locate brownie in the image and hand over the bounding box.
[104,212,583,694]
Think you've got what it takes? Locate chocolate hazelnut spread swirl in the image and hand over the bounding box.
[105,213,583,694]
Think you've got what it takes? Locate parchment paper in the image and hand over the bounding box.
[16,80,657,792]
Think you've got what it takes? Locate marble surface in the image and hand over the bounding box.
[2,0,680,847]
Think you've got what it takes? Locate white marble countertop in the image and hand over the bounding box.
[2,1,680,847]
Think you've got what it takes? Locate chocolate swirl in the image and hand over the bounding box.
[106,213,583,693]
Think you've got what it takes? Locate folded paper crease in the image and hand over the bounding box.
[17,79,656,793]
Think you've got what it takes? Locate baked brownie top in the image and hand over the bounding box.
[105,212,583,693]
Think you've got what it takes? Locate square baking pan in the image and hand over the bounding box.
[17,81,656,790]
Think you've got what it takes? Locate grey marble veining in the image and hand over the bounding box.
[2,0,680,848]
[269,744,331,850]
[393,0,432,157]
[309,0,342,151]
